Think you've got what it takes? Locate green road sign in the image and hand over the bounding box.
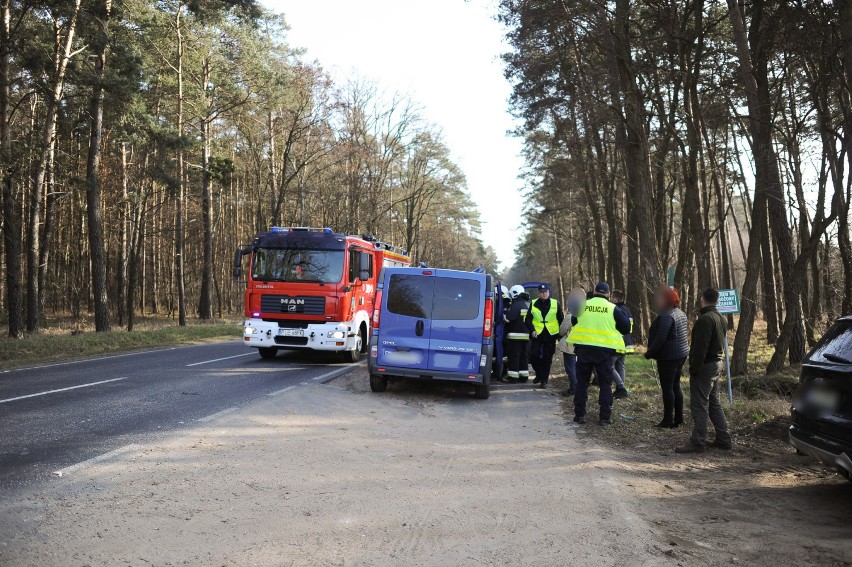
[717,288,740,315]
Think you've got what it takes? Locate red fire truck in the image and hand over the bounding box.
[233,227,410,361]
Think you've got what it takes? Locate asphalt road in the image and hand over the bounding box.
[0,341,360,493]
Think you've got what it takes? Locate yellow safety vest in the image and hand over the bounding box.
[530,298,560,335]
[568,296,626,351]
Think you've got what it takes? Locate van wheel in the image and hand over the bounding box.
[474,380,490,400]
[370,375,388,392]
[258,347,278,360]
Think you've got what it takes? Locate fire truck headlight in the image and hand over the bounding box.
[327,331,345,339]
[244,326,257,335]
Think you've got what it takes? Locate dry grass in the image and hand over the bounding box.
[0,314,241,370]
[549,321,803,454]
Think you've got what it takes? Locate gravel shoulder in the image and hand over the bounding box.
[1,371,671,566]
[550,372,852,566]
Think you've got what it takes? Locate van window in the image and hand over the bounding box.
[433,278,481,320]
[387,275,433,318]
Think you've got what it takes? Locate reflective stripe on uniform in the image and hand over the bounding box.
[567,297,626,351]
[508,370,520,378]
[507,332,529,340]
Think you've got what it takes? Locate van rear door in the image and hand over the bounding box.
[376,271,433,370]
[427,270,484,374]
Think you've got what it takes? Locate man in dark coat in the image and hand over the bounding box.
[676,287,733,454]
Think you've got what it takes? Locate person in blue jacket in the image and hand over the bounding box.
[610,290,633,400]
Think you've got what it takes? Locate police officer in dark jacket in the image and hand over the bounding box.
[676,288,733,454]
[568,282,631,426]
[524,284,564,388]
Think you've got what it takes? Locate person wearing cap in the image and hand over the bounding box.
[568,282,632,426]
[524,284,564,388]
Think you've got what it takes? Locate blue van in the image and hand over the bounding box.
[368,267,495,399]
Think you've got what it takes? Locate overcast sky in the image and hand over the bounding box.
[262,0,526,270]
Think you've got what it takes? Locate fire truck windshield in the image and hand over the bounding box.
[251,248,344,283]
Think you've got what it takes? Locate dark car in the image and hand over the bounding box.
[789,316,852,481]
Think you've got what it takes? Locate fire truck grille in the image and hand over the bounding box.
[261,295,325,315]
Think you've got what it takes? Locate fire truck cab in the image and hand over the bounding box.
[235,227,410,362]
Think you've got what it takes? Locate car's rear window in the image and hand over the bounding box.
[432,278,481,320]
[809,320,852,364]
[386,275,481,321]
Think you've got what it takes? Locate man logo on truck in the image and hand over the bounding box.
[280,298,306,305]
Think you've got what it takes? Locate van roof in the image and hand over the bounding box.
[384,267,488,278]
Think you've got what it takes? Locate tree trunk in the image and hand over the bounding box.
[727,0,768,375]
[198,66,214,320]
[175,3,187,326]
[838,0,852,314]
[26,2,81,332]
[85,0,112,332]
[760,216,779,342]
[1,0,22,338]
[611,0,662,292]
[117,142,128,325]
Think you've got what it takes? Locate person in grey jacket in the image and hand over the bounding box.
[645,285,689,428]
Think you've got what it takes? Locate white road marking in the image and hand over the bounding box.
[311,364,362,383]
[185,352,254,367]
[54,444,140,476]
[197,406,240,423]
[267,385,299,397]
[3,341,241,374]
[0,377,128,404]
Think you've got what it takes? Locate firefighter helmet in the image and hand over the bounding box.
[509,285,525,299]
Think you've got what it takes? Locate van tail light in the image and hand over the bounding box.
[483,298,493,338]
[372,290,383,327]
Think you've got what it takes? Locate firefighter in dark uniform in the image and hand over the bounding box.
[503,285,531,383]
[525,284,564,389]
[568,282,631,426]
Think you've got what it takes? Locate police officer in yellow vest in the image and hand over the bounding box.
[524,284,564,389]
[568,282,632,425]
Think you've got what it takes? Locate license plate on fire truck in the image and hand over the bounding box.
[277,329,304,337]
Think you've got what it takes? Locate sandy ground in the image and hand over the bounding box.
[2,370,850,566]
[583,416,852,566]
[1,371,672,566]
[549,373,852,566]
